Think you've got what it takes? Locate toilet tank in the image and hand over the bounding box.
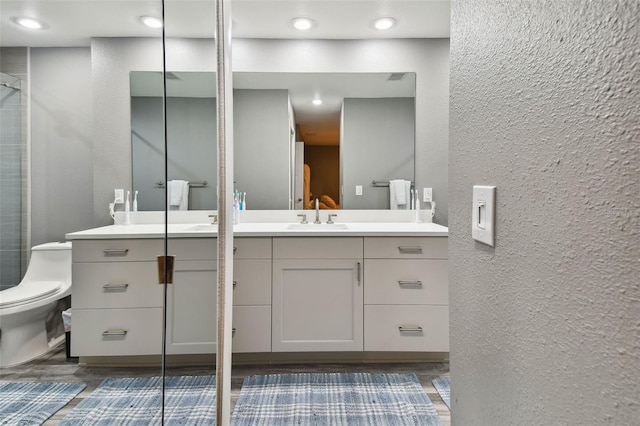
[21,242,72,284]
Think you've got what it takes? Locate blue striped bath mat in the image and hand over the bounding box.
[431,378,450,409]
[60,375,215,425]
[231,372,442,425]
[0,381,86,425]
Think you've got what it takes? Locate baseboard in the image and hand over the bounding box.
[78,352,448,368]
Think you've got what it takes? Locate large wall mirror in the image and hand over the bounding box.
[131,71,416,211]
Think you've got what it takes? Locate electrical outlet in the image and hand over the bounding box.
[355,185,363,196]
[423,188,432,202]
[114,189,124,204]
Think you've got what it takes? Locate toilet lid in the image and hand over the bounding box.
[0,281,61,309]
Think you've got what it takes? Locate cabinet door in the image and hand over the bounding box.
[165,260,218,354]
[272,259,363,352]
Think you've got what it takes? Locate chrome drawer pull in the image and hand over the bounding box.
[103,283,129,291]
[232,328,236,335]
[398,280,423,288]
[102,329,128,336]
[103,249,129,256]
[233,281,237,289]
[233,247,237,255]
[398,246,422,254]
[398,326,423,333]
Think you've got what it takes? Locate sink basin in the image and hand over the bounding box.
[186,224,218,231]
[286,223,349,230]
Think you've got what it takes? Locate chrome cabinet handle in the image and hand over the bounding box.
[398,280,423,288]
[232,328,236,335]
[398,246,422,254]
[102,283,129,291]
[357,262,361,284]
[103,249,129,256]
[233,281,237,289]
[233,247,237,255]
[102,329,128,336]
[398,326,423,333]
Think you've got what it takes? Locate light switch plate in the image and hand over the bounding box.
[114,189,124,204]
[472,185,496,246]
[355,185,363,196]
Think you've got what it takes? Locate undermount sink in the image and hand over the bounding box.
[186,224,218,231]
[286,223,349,230]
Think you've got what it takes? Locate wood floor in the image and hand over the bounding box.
[0,344,451,425]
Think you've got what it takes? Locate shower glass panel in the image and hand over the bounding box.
[161,0,220,421]
[0,71,25,290]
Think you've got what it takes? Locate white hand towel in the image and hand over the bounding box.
[390,179,410,210]
[391,179,407,205]
[168,180,189,210]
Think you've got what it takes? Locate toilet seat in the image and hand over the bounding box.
[0,281,61,309]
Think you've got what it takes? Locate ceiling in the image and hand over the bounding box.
[0,0,450,145]
[0,1,450,46]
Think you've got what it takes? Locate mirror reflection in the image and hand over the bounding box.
[130,71,416,210]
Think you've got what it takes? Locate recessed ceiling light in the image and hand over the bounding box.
[11,17,47,30]
[292,17,314,31]
[312,99,323,106]
[139,16,163,29]
[374,17,396,31]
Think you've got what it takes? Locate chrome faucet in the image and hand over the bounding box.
[314,198,321,224]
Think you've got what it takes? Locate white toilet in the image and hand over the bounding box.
[0,241,72,367]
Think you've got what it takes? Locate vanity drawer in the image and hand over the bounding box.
[364,305,449,352]
[364,259,448,305]
[273,237,363,259]
[232,306,271,353]
[71,308,163,356]
[364,237,447,259]
[73,262,162,309]
[234,259,271,305]
[73,239,163,263]
[234,238,272,259]
[168,238,217,260]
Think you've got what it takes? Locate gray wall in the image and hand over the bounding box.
[233,89,290,210]
[341,98,415,209]
[0,48,28,288]
[30,48,94,248]
[131,96,218,210]
[27,38,448,232]
[449,1,639,425]
[91,38,215,225]
[89,38,449,225]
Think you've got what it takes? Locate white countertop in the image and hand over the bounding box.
[65,221,448,239]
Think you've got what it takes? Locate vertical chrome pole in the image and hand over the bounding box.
[215,0,233,424]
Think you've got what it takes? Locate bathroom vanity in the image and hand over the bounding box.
[66,213,448,364]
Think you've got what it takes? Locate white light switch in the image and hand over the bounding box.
[472,185,496,247]
[355,185,363,196]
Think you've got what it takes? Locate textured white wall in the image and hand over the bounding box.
[449,1,639,424]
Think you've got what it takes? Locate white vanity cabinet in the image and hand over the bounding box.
[272,238,364,352]
[363,237,449,352]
